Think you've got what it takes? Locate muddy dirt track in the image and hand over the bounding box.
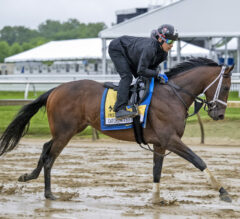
[0,138,240,218]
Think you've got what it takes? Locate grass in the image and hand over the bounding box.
[0,91,44,99]
[184,119,240,140]
[187,107,240,122]
[0,105,94,138]
[228,91,240,101]
[0,91,239,138]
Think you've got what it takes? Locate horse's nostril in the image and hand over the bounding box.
[218,114,224,120]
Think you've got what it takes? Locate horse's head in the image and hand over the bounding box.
[204,65,234,120]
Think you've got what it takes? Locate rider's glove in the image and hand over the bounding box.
[157,73,168,83]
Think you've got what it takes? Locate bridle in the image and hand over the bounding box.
[201,65,230,112]
[167,65,231,117]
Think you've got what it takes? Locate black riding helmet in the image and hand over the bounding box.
[151,24,178,41]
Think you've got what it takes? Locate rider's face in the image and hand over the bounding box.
[158,38,174,52]
[162,41,173,52]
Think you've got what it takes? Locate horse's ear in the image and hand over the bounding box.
[225,65,234,75]
[228,64,234,72]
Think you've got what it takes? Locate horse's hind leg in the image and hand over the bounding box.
[18,140,53,182]
[43,134,74,200]
[168,135,232,203]
[152,145,166,204]
[43,122,88,200]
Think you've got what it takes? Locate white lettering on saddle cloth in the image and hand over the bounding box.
[106,117,133,125]
[105,89,146,125]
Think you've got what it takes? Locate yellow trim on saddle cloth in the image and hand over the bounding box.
[105,89,146,125]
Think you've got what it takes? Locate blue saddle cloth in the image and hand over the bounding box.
[100,78,154,131]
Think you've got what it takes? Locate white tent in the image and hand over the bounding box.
[5,38,111,63]
[216,38,238,51]
[5,38,209,63]
[99,0,240,73]
[171,41,209,57]
[99,0,240,38]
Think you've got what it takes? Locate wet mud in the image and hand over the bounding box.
[0,138,240,218]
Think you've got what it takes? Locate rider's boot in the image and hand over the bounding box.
[115,109,137,119]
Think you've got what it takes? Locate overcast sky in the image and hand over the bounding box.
[0,0,166,30]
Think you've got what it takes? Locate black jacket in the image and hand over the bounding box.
[109,35,168,78]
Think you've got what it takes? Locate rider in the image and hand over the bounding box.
[108,24,178,119]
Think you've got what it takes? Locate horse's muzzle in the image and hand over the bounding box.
[218,114,225,120]
[208,109,225,120]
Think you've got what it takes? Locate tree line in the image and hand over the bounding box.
[0,19,107,62]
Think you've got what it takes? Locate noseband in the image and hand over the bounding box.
[167,65,231,117]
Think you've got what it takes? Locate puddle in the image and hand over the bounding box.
[0,139,240,218]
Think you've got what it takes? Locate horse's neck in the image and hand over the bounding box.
[171,67,216,108]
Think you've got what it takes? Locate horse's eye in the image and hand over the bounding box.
[223,86,230,91]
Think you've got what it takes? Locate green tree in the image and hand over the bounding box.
[22,42,32,51]
[38,19,107,40]
[0,26,39,45]
[0,19,107,56]
[0,41,10,62]
[29,37,49,47]
[15,26,39,44]
[0,26,16,45]
[38,20,62,39]
[84,22,106,38]
[10,42,22,55]
[62,19,81,30]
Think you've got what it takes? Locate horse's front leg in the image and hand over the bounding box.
[152,145,166,204]
[168,135,232,202]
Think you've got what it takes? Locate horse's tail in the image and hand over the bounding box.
[0,88,55,156]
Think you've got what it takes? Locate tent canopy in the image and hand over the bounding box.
[99,0,240,38]
[5,38,209,63]
[171,41,209,56]
[5,38,111,62]
[216,38,238,51]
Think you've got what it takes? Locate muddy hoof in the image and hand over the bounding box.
[18,173,28,182]
[152,193,166,205]
[220,193,232,203]
[45,193,57,200]
[152,198,168,205]
[219,187,232,203]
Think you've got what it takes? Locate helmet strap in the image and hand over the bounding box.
[157,37,165,47]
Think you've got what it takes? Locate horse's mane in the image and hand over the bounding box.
[165,57,219,78]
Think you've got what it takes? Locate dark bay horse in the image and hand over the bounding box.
[0,58,234,203]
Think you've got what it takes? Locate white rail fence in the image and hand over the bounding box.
[0,74,120,99]
[0,74,240,99]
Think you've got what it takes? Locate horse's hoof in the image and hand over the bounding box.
[45,193,57,200]
[220,193,232,203]
[18,173,28,182]
[152,198,167,205]
[219,187,232,203]
[152,193,166,205]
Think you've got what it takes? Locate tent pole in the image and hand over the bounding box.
[224,37,228,65]
[208,37,213,59]
[237,37,240,72]
[177,39,181,63]
[168,50,172,69]
[102,38,107,75]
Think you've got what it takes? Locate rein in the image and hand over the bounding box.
[139,143,172,158]
[167,65,229,117]
[167,81,207,117]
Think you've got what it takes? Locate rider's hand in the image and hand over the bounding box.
[157,73,168,83]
